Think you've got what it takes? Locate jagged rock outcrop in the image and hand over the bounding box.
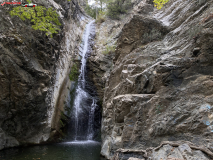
[89,0,213,159]
[0,0,90,150]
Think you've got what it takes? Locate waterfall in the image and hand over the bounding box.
[87,99,97,140]
[70,20,98,141]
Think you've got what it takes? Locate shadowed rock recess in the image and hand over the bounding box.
[0,0,91,150]
[88,0,213,159]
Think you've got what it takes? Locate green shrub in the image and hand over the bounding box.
[10,6,61,38]
[153,0,170,9]
[84,4,96,19]
[69,63,79,81]
[60,120,65,127]
[96,10,106,24]
[107,0,132,19]
[102,44,116,55]
[155,105,161,114]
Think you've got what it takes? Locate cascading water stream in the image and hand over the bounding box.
[87,99,97,140]
[71,20,98,142]
[0,17,104,160]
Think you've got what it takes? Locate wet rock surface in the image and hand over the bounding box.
[89,0,213,159]
[0,0,90,150]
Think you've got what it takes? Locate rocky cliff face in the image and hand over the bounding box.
[88,0,213,159]
[0,0,90,150]
[78,0,88,7]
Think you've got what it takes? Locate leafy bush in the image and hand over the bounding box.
[96,10,106,24]
[107,0,132,19]
[69,63,79,81]
[102,44,116,55]
[153,0,170,9]
[10,6,61,37]
[84,4,96,19]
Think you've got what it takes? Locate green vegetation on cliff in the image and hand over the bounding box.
[102,44,116,55]
[84,0,131,21]
[106,0,131,19]
[69,63,79,81]
[84,4,96,19]
[10,5,61,37]
[85,0,171,22]
[153,0,170,9]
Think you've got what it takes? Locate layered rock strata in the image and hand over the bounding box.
[88,0,213,159]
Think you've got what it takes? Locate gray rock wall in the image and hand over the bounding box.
[89,0,213,159]
[0,0,90,150]
[78,0,88,7]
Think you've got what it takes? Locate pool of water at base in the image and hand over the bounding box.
[0,140,106,160]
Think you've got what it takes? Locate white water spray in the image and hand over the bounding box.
[72,20,97,141]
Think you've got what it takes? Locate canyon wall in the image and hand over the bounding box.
[88,0,213,159]
[0,0,90,150]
